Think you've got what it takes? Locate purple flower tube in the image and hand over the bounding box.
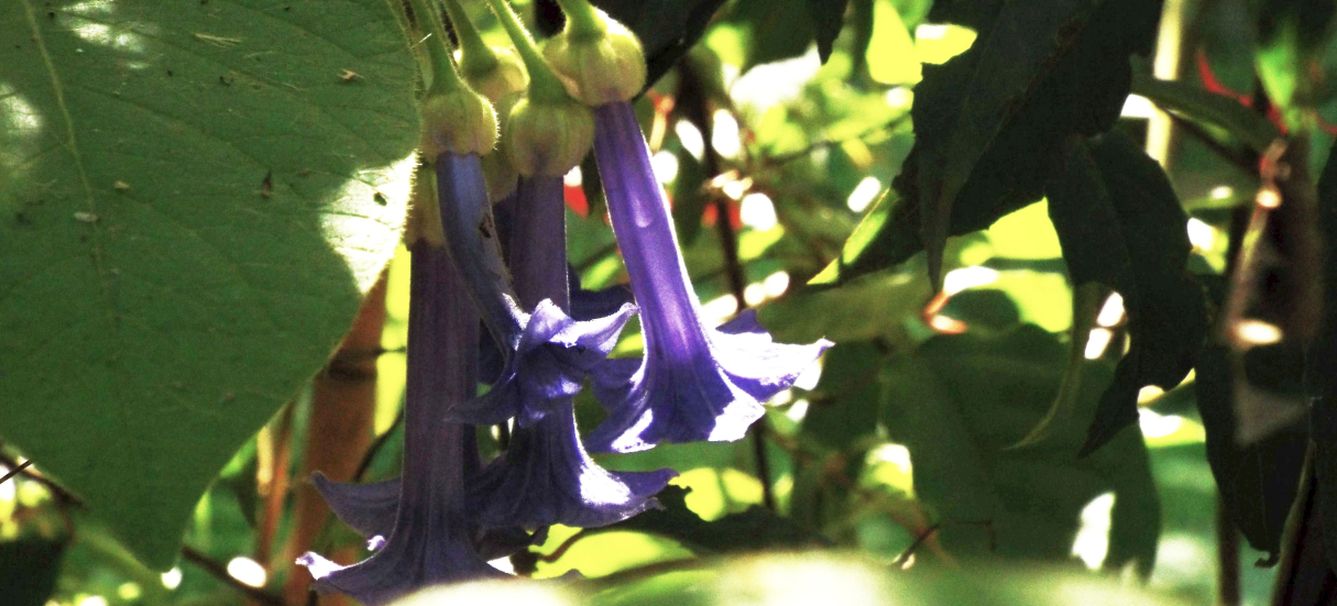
[296,243,500,605]
[586,102,833,453]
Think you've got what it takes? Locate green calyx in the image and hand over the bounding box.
[442,0,529,103]
[408,0,498,157]
[505,96,594,177]
[419,89,498,158]
[463,47,529,104]
[483,0,576,105]
[544,1,646,105]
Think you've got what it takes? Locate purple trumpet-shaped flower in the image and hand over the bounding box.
[469,175,673,528]
[586,102,833,453]
[434,155,634,426]
[296,243,500,606]
[313,161,666,542]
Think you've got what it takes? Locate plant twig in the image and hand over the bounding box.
[182,545,284,606]
[0,459,33,486]
[892,523,940,568]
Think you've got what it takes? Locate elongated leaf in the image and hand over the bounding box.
[0,0,416,568]
[835,0,1162,284]
[1252,0,1337,128]
[909,0,1101,286]
[1045,132,1205,454]
[806,0,850,63]
[1131,74,1282,153]
[1197,344,1306,557]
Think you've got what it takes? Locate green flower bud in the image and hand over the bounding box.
[461,46,530,104]
[542,11,647,106]
[504,96,594,177]
[418,88,498,158]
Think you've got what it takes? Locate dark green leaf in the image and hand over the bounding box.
[835,0,1162,283]
[728,0,817,67]
[1309,138,1337,575]
[805,0,850,63]
[1197,345,1306,556]
[802,343,883,449]
[0,0,416,567]
[908,0,1104,286]
[1045,132,1206,454]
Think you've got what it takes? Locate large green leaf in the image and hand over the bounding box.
[882,325,1160,574]
[1045,132,1206,454]
[0,0,416,568]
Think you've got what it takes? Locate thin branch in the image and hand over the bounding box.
[0,452,80,506]
[1166,112,1257,175]
[536,529,588,563]
[355,407,405,482]
[0,459,33,486]
[892,523,940,568]
[181,545,284,606]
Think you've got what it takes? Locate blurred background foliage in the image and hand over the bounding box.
[5,0,1337,604]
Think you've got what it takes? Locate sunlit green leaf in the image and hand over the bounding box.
[0,0,415,567]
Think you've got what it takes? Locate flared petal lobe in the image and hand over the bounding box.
[471,408,674,528]
[586,102,833,453]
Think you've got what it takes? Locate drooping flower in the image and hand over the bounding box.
[296,244,501,606]
[433,154,633,426]
[295,3,504,601]
[466,174,673,528]
[538,3,832,452]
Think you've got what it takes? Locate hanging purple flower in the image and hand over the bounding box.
[443,165,672,527]
[433,154,634,427]
[584,102,833,453]
[297,244,501,606]
[468,175,673,528]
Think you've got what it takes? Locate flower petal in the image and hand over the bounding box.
[471,406,674,528]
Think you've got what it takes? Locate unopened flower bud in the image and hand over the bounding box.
[461,47,529,104]
[418,89,498,159]
[504,96,594,177]
[542,12,646,106]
